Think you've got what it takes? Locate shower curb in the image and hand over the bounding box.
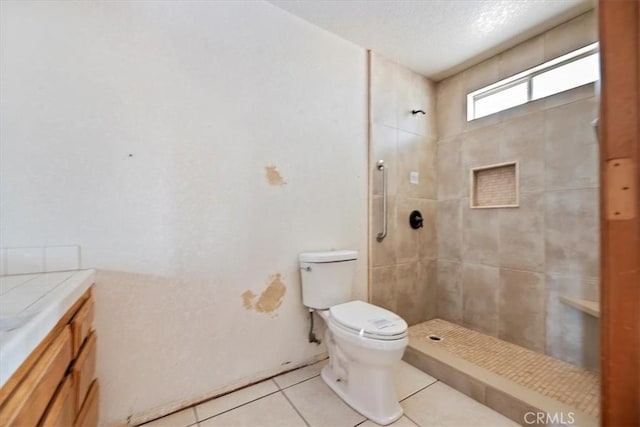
[403,342,597,427]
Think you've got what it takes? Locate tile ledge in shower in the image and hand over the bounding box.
[558,296,600,318]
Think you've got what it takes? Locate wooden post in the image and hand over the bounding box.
[598,1,640,425]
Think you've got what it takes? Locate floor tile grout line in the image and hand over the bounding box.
[403,412,422,427]
[400,379,440,403]
[276,373,322,391]
[195,390,281,423]
[280,389,311,427]
[192,405,199,425]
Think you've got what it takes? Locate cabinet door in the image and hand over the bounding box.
[71,297,95,357]
[0,327,72,426]
[40,375,74,427]
[72,331,97,413]
[74,380,99,427]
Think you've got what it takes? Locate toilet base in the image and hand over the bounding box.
[321,364,403,426]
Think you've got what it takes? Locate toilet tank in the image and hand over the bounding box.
[299,250,358,309]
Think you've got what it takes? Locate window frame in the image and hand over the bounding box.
[467,42,599,121]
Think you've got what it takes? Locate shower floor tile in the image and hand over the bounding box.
[408,319,599,418]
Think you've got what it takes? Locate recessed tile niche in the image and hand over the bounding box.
[470,162,519,208]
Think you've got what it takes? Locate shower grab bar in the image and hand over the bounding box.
[376,160,387,242]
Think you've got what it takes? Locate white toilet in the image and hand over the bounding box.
[299,250,408,426]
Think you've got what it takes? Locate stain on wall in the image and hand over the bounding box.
[265,165,286,186]
[241,290,256,309]
[241,273,287,313]
[255,273,286,312]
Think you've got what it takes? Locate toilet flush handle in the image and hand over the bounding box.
[301,266,312,272]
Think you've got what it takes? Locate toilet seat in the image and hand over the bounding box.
[329,300,407,341]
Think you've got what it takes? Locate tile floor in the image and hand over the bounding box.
[140,360,517,427]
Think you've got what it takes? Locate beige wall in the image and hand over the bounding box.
[369,52,438,326]
[435,11,600,370]
[0,1,368,424]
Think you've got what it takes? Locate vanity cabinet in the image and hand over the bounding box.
[0,287,99,427]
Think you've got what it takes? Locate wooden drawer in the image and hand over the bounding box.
[71,297,94,357]
[39,375,74,427]
[0,326,72,426]
[72,331,97,413]
[74,380,99,427]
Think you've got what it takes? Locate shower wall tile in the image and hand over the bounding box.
[395,260,437,325]
[462,206,499,266]
[436,74,464,139]
[461,124,502,170]
[416,199,438,261]
[498,35,544,80]
[461,125,502,198]
[396,197,419,264]
[463,56,500,95]
[437,200,462,261]
[544,83,594,110]
[397,131,436,199]
[370,52,437,324]
[371,195,397,267]
[499,268,546,352]
[370,53,397,128]
[546,273,599,302]
[371,124,398,196]
[544,99,599,191]
[437,260,463,323]
[546,142,599,192]
[500,112,545,194]
[419,259,438,321]
[434,10,598,366]
[545,274,600,370]
[546,274,600,370]
[437,137,463,200]
[545,188,599,278]
[371,265,397,313]
[543,11,597,61]
[395,262,418,318]
[463,112,501,135]
[546,298,587,367]
[498,192,545,272]
[497,98,547,124]
[462,263,499,336]
[544,98,597,146]
[396,67,435,138]
[420,139,438,199]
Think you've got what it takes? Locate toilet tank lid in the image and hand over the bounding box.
[299,250,358,263]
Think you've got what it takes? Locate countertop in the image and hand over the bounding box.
[0,269,95,388]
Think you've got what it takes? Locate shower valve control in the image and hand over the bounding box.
[409,210,423,229]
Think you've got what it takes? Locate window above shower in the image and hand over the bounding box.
[467,42,600,121]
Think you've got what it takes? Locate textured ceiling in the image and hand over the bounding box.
[269,0,594,81]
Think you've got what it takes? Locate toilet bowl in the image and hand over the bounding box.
[298,250,408,426]
[315,301,408,425]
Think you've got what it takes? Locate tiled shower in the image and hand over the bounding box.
[369,10,600,418]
